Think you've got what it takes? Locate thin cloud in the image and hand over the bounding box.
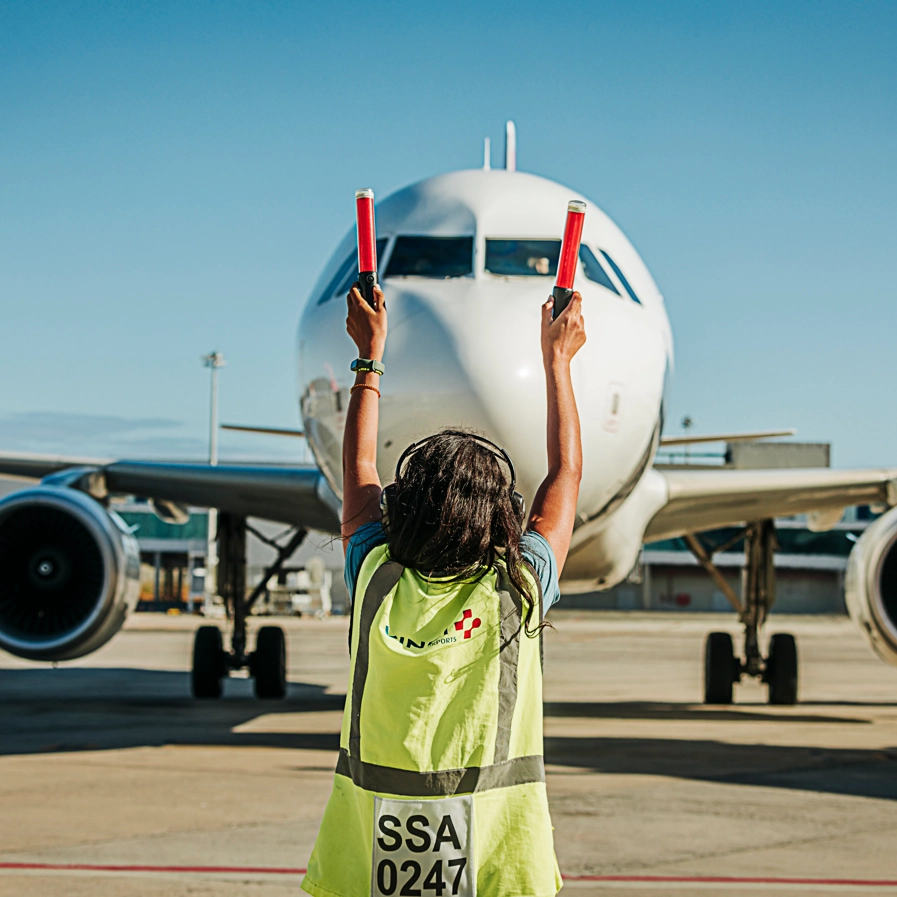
[0,411,309,463]
[0,411,193,458]
[0,412,181,439]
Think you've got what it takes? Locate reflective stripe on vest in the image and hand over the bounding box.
[335,748,544,797]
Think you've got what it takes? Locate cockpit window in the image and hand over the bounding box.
[316,239,388,305]
[599,250,642,305]
[579,246,619,294]
[316,252,354,306]
[485,239,560,276]
[385,236,473,278]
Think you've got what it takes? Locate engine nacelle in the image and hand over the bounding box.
[0,487,140,661]
[846,505,897,666]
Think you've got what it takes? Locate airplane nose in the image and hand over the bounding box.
[377,283,497,480]
[379,280,548,496]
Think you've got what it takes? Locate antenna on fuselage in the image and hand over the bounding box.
[504,120,516,171]
[483,137,491,170]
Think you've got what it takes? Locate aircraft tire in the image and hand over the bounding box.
[254,626,287,699]
[192,625,226,699]
[704,631,736,704]
[766,633,798,705]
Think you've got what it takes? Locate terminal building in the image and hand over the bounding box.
[115,501,348,614]
[116,505,208,608]
[565,513,870,613]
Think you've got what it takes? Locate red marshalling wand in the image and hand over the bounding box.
[552,200,586,319]
[355,188,378,308]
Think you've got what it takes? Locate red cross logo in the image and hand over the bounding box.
[454,608,481,639]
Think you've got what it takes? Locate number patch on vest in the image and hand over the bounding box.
[372,795,475,897]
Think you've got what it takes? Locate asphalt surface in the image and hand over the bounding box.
[1,611,897,896]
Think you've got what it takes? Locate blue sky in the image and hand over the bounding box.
[1,0,895,467]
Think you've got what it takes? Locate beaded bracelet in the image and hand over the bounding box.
[350,383,381,398]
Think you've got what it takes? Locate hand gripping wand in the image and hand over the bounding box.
[552,200,586,319]
[355,188,379,308]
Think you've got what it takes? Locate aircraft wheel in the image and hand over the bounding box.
[192,625,226,699]
[253,626,287,699]
[766,633,798,705]
[704,631,737,704]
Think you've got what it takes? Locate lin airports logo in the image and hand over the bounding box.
[385,609,482,651]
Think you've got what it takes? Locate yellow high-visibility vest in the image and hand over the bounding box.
[302,544,562,897]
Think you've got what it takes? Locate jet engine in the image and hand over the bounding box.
[846,505,897,666]
[0,487,140,662]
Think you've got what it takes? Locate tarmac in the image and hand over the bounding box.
[1,610,896,896]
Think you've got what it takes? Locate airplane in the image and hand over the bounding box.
[0,122,895,704]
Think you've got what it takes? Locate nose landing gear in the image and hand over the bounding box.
[191,513,307,699]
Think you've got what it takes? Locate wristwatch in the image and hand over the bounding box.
[351,358,385,376]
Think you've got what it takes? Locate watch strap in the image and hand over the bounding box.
[351,358,385,375]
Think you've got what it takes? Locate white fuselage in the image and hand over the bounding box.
[297,169,674,590]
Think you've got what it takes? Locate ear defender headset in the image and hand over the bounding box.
[380,434,526,534]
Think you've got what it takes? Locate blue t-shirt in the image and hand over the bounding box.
[344,521,561,611]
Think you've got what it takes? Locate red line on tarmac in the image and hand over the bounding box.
[564,874,897,886]
[0,863,305,875]
[1,863,896,887]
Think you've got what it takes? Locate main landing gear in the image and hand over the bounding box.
[191,513,307,700]
[687,519,799,705]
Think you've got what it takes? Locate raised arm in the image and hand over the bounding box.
[341,284,387,551]
[527,293,586,571]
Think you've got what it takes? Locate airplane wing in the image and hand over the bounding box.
[658,429,795,447]
[646,466,897,541]
[0,452,341,533]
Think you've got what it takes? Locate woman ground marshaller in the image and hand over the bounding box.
[302,280,586,897]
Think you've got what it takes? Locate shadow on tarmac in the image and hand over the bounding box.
[0,667,344,756]
[2,667,896,803]
[544,734,897,801]
[0,667,345,704]
[542,701,873,724]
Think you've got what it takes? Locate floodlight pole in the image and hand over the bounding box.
[201,351,226,613]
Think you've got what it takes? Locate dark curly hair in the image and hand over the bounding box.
[385,429,541,632]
